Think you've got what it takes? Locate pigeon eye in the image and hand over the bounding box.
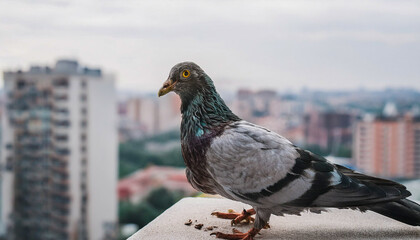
[182,70,190,78]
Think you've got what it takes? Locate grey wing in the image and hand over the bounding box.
[206,120,411,208]
[205,120,308,206]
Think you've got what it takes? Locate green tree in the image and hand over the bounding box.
[119,187,184,230]
[118,130,185,178]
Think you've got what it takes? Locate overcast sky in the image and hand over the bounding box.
[1,0,420,93]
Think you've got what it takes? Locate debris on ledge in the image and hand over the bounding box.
[129,197,420,240]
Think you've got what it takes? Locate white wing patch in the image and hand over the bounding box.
[330,169,342,186]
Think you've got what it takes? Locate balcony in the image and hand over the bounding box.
[129,197,420,240]
[53,99,69,109]
[53,86,68,96]
[52,111,69,122]
[51,152,68,164]
[53,126,69,136]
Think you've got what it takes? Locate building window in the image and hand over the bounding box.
[55,135,68,142]
[54,108,69,114]
[55,120,70,127]
[42,89,51,98]
[81,171,87,179]
[81,80,87,88]
[56,148,70,156]
[16,80,26,89]
[6,157,13,171]
[54,95,68,101]
[81,195,88,204]
[53,78,69,87]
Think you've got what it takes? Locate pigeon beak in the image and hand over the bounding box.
[158,78,175,97]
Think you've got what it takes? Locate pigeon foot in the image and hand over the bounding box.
[211,208,256,225]
[210,227,260,240]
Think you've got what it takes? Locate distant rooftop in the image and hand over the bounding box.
[118,166,197,202]
[7,59,102,77]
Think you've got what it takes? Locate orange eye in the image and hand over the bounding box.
[182,70,190,78]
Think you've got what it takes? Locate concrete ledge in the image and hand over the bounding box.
[130,197,420,240]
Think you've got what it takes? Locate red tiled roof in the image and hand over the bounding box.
[118,165,197,201]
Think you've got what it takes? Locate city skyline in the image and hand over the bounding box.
[1,1,420,92]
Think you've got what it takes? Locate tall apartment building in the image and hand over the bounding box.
[304,112,354,151]
[353,114,420,178]
[0,60,117,240]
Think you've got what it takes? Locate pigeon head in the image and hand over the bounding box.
[158,62,213,101]
[159,62,240,136]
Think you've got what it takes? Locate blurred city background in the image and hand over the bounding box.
[1,1,420,240]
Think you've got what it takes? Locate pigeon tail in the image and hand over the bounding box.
[366,199,420,226]
[335,164,420,226]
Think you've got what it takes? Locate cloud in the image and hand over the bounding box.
[1,0,419,91]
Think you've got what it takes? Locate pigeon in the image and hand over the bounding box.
[158,62,420,240]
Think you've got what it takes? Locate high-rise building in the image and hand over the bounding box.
[304,111,354,151]
[0,60,117,240]
[353,114,420,178]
